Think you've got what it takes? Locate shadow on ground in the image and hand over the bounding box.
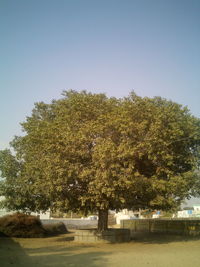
[131,232,200,244]
[1,232,200,267]
[28,249,109,267]
[0,237,31,267]
[0,233,110,267]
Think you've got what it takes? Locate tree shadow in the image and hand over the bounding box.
[131,232,200,244]
[26,242,110,267]
[53,230,75,242]
[0,234,110,267]
[4,232,200,267]
[28,249,109,267]
[0,237,31,267]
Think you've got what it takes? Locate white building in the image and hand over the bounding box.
[115,209,140,224]
[31,211,51,220]
[177,205,200,218]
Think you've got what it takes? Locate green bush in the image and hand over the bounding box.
[43,222,68,236]
[0,213,45,237]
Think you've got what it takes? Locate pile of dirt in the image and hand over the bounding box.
[0,213,45,237]
[43,222,68,236]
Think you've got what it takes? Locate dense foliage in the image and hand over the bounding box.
[0,91,200,230]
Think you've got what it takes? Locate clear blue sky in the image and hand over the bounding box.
[1,0,200,150]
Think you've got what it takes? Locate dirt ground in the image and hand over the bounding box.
[1,232,200,267]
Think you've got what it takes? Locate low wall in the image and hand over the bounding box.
[74,229,131,243]
[41,219,97,229]
[121,219,200,237]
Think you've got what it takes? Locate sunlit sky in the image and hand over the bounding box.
[0,0,200,150]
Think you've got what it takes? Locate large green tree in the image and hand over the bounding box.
[1,91,200,230]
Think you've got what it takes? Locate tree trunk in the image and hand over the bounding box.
[98,209,108,232]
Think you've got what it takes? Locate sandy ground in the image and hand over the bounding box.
[1,232,200,267]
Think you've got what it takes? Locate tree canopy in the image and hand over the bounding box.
[0,91,200,230]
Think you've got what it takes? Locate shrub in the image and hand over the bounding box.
[0,213,45,237]
[43,222,68,236]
